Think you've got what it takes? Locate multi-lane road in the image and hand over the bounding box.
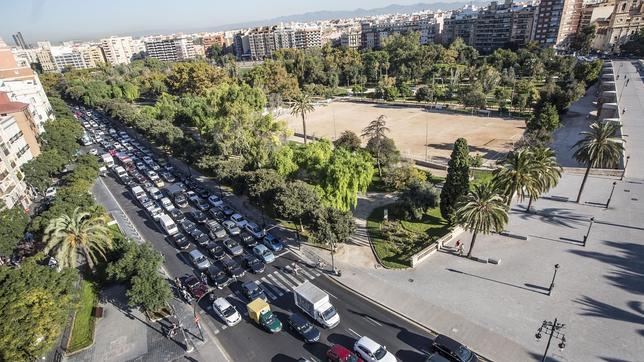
[87,110,434,361]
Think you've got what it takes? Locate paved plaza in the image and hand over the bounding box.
[302,60,644,362]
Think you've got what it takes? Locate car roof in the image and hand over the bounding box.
[357,336,381,352]
[254,244,268,252]
[329,344,354,357]
[242,281,258,289]
[434,334,463,350]
[189,249,204,257]
[289,312,308,325]
[213,297,232,310]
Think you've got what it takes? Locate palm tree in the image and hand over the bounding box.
[44,208,113,271]
[526,147,562,212]
[572,121,624,203]
[361,115,390,177]
[455,182,509,258]
[493,148,538,206]
[290,93,315,145]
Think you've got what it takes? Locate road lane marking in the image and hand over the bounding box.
[297,265,316,279]
[364,315,383,326]
[321,289,337,300]
[267,273,289,293]
[260,277,283,296]
[270,272,294,291]
[278,270,302,287]
[255,280,277,300]
[347,328,361,337]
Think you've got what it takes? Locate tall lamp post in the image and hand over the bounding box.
[547,264,560,296]
[621,155,630,181]
[168,303,194,353]
[535,318,566,362]
[606,181,617,208]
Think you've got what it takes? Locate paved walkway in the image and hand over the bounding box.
[302,66,644,362]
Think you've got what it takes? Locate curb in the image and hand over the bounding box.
[325,274,493,362]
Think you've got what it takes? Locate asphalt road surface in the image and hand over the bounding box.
[86,111,433,362]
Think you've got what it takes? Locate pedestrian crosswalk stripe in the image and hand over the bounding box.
[271,272,295,291]
[297,264,316,279]
[255,280,277,300]
[261,277,283,296]
[214,328,220,335]
[278,270,303,287]
[267,273,289,292]
[220,324,228,330]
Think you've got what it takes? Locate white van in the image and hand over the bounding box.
[101,153,114,168]
[130,185,146,201]
[159,214,179,235]
[114,166,128,181]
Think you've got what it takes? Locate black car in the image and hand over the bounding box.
[190,229,210,247]
[206,243,226,260]
[208,208,226,223]
[207,265,233,289]
[173,193,188,208]
[190,210,207,224]
[287,313,320,343]
[432,334,478,362]
[239,231,257,247]
[196,199,210,212]
[241,281,267,301]
[243,254,265,274]
[222,258,245,279]
[170,233,190,250]
[169,208,185,222]
[220,205,235,217]
[180,219,196,234]
[195,187,210,199]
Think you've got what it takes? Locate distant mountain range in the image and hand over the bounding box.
[206,2,488,32]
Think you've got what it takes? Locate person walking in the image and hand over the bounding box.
[455,240,464,256]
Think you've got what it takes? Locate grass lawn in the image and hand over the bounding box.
[67,279,98,353]
[367,204,450,269]
[470,168,494,188]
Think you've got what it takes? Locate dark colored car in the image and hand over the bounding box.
[241,281,267,301]
[190,210,207,224]
[327,344,364,362]
[206,243,226,260]
[170,233,190,250]
[182,275,208,299]
[288,313,321,343]
[207,265,233,289]
[243,254,265,274]
[220,205,235,217]
[173,193,188,208]
[169,208,185,222]
[190,229,210,247]
[239,231,257,247]
[208,208,226,223]
[195,187,210,199]
[196,199,210,212]
[180,219,196,234]
[432,334,478,362]
[222,258,245,279]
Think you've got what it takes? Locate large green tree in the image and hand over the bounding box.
[493,148,539,206]
[290,93,315,145]
[527,102,560,132]
[274,180,321,230]
[334,130,362,151]
[398,181,439,220]
[0,203,29,257]
[362,115,398,177]
[572,121,624,203]
[0,258,78,361]
[526,147,562,212]
[440,138,471,224]
[455,182,509,258]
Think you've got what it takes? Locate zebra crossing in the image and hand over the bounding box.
[209,262,322,334]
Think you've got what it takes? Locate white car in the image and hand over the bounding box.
[230,213,248,228]
[212,297,241,326]
[148,187,163,200]
[160,197,175,212]
[89,148,98,155]
[208,194,224,207]
[222,220,241,236]
[146,170,159,181]
[354,336,397,362]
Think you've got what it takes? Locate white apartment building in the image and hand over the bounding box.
[49,46,87,71]
[0,38,54,134]
[340,31,361,48]
[100,36,135,65]
[235,25,323,60]
[0,115,33,209]
[144,36,197,62]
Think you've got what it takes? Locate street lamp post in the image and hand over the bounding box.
[606,181,617,208]
[535,318,566,362]
[168,303,194,353]
[621,155,630,181]
[583,217,595,247]
[547,264,560,296]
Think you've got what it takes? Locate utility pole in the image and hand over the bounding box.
[583,217,595,247]
[547,264,560,296]
[621,155,630,181]
[535,318,566,362]
[606,181,617,208]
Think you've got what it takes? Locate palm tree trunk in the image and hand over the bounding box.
[82,245,95,272]
[301,112,307,145]
[576,165,592,203]
[526,196,533,213]
[467,231,478,258]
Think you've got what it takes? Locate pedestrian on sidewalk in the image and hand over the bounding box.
[455,240,464,256]
[623,108,626,115]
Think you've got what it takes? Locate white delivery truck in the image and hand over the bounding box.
[101,153,115,168]
[158,214,179,235]
[293,281,340,328]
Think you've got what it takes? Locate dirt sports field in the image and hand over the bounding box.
[282,101,526,166]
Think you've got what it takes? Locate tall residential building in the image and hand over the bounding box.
[35,48,57,72]
[203,34,227,49]
[12,32,28,50]
[361,14,444,49]
[79,45,106,68]
[0,92,40,158]
[0,38,54,134]
[442,7,479,45]
[144,36,197,62]
[235,25,323,60]
[473,1,516,52]
[340,31,361,48]
[49,46,87,71]
[602,0,644,52]
[532,0,583,48]
[100,36,134,65]
[0,114,34,209]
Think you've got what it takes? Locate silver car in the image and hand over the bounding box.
[223,238,243,256]
[222,220,241,236]
[188,249,210,271]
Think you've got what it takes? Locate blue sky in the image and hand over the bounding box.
[0,0,449,44]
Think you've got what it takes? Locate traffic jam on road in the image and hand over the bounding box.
[76,105,479,362]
